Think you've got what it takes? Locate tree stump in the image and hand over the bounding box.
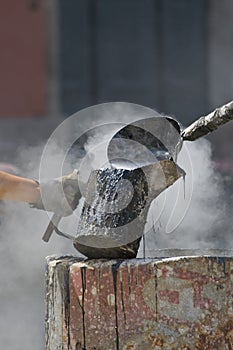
[46,254,233,350]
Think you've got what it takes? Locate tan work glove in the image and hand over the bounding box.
[31,170,81,216]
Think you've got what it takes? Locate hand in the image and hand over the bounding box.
[31,170,82,216]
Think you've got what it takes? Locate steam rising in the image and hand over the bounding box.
[0,104,231,349]
[139,138,228,256]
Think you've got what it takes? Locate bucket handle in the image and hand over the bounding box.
[42,213,75,242]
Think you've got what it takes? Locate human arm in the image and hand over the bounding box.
[0,171,40,203]
[0,170,81,216]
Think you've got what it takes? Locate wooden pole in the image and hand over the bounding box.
[182,100,233,141]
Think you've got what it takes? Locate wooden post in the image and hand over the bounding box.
[46,255,233,350]
[182,100,233,141]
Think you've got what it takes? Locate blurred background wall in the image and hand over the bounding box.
[0,0,233,165]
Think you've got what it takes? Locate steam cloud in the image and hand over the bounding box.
[0,105,232,349]
[139,138,229,257]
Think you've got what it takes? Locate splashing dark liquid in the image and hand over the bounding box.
[82,167,148,229]
[74,159,184,259]
[74,167,149,258]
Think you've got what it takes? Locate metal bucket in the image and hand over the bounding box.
[74,116,184,258]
